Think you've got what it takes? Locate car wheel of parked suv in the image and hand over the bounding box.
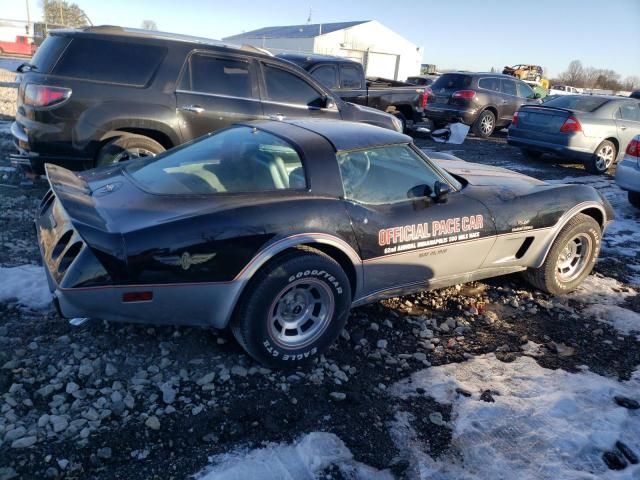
[629,192,640,209]
[523,213,600,295]
[96,134,165,167]
[585,140,617,174]
[231,248,351,368]
[521,148,544,161]
[472,110,495,138]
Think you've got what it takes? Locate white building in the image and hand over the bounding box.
[223,20,422,81]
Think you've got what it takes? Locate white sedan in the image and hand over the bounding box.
[615,134,640,208]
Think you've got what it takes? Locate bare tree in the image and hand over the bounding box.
[141,20,158,30]
[42,0,89,27]
[622,76,640,91]
[558,60,584,86]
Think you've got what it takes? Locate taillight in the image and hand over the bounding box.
[122,292,153,303]
[24,84,72,108]
[420,92,428,108]
[452,90,476,100]
[559,115,582,133]
[625,138,640,157]
[512,111,519,126]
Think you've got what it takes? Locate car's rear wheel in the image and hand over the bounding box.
[472,110,496,138]
[523,213,601,295]
[96,134,165,167]
[629,191,640,208]
[230,248,351,368]
[584,140,617,174]
[521,148,544,160]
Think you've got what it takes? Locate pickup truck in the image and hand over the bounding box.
[549,85,580,96]
[277,53,427,131]
[0,35,36,57]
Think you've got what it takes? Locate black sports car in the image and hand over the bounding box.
[36,119,614,367]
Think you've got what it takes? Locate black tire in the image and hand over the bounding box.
[230,248,351,368]
[96,134,165,167]
[523,213,601,295]
[584,140,617,175]
[472,110,496,138]
[521,148,544,160]
[629,191,640,209]
[393,112,407,133]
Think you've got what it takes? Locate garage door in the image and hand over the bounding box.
[365,52,399,80]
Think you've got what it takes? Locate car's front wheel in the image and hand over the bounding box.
[472,110,496,138]
[231,248,351,368]
[584,140,617,174]
[523,213,601,295]
[96,134,165,167]
[629,191,640,209]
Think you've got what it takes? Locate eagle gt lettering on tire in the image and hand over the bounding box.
[231,248,351,368]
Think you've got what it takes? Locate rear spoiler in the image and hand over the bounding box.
[45,163,108,231]
[519,105,573,115]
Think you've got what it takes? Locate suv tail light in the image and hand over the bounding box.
[625,138,639,158]
[512,111,519,126]
[559,115,582,133]
[452,90,476,100]
[24,84,72,108]
[420,92,428,108]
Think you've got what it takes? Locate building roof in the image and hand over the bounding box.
[223,21,369,41]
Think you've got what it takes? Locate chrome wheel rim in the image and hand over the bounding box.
[480,114,494,135]
[113,147,156,163]
[595,144,615,171]
[556,233,592,283]
[267,278,335,349]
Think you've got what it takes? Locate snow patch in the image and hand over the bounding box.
[391,354,640,480]
[195,432,393,480]
[0,265,51,310]
[564,275,640,338]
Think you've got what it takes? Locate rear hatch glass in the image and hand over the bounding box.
[517,96,609,132]
[27,35,70,73]
[429,73,472,104]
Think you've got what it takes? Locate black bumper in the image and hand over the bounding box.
[424,106,478,125]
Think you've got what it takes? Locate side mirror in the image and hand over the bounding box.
[434,181,451,203]
[533,92,542,99]
[407,184,433,199]
[325,97,337,110]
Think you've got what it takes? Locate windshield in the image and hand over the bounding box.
[543,96,609,112]
[126,127,306,195]
[430,73,472,90]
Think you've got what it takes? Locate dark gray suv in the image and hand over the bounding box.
[424,72,541,137]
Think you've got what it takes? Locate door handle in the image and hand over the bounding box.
[180,105,205,114]
[268,113,286,121]
[620,125,627,130]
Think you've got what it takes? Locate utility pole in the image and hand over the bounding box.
[25,0,31,34]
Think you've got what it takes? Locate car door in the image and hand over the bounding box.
[499,78,519,124]
[615,102,640,156]
[336,144,495,297]
[516,81,539,106]
[175,51,263,141]
[258,61,342,122]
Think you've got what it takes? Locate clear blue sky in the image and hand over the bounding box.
[2,0,639,78]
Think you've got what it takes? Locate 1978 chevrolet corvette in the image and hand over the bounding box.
[36,119,614,366]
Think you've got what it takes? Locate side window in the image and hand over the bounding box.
[517,81,535,99]
[619,103,640,122]
[337,145,445,205]
[501,79,517,96]
[263,64,324,107]
[478,77,500,92]
[53,38,166,85]
[340,65,362,89]
[311,65,338,89]
[179,54,253,98]
[126,127,307,195]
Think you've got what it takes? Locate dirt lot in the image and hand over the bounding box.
[0,121,639,480]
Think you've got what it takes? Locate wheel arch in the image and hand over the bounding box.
[534,202,607,268]
[98,128,175,151]
[222,234,362,328]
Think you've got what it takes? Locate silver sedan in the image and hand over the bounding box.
[508,95,640,174]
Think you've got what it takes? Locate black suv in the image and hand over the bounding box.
[424,72,541,137]
[11,26,401,172]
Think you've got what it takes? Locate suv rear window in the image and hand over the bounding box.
[52,38,166,86]
[430,74,472,90]
[544,96,609,112]
[28,35,70,73]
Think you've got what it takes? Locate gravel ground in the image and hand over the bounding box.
[0,87,17,119]
[0,123,639,480]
